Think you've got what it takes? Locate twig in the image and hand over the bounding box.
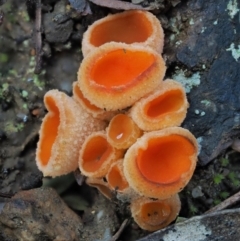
[34,0,42,74]
[205,190,240,214]
[74,169,85,186]
[110,219,129,241]
[88,0,153,10]
[0,192,13,198]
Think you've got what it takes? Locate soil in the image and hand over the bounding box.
[0,0,240,240]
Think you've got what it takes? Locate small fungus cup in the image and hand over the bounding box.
[86,177,113,200]
[82,10,164,56]
[130,194,181,231]
[106,114,142,149]
[123,127,198,199]
[106,159,129,192]
[79,131,123,178]
[130,79,189,131]
[36,90,106,177]
[78,42,166,111]
[72,81,117,120]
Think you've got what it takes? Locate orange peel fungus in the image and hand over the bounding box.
[79,131,123,178]
[106,114,142,149]
[130,194,181,231]
[123,127,198,199]
[36,90,106,177]
[78,42,166,111]
[72,81,117,120]
[86,177,113,200]
[106,159,129,192]
[82,10,164,56]
[130,79,189,131]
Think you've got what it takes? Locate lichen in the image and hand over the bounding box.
[226,43,240,62]
[227,0,239,19]
[172,69,201,93]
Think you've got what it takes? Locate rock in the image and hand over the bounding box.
[0,187,83,241]
[43,0,73,43]
[166,0,240,165]
[137,208,240,241]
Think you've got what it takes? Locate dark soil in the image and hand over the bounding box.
[0,0,240,240]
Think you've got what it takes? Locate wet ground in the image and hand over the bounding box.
[0,0,240,240]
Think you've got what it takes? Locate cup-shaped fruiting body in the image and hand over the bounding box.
[72,81,118,121]
[79,131,123,178]
[123,127,198,199]
[78,42,166,111]
[106,159,129,192]
[130,194,181,231]
[82,10,164,57]
[130,79,189,131]
[106,114,142,149]
[86,177,113,200]
[36,90,106,177]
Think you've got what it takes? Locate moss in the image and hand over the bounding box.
[4,122,24,134]
[228,172,240,187]
[0,53,9,63]
[219,191,230,199]
[220,157,229,167]
[0,83,9,99]
[213,173,225,185]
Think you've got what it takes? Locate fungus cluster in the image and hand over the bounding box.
[36,10,198,232]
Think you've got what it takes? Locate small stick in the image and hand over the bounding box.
[0,192,13,198]
[205,190,240,214]
[110,219,129,241]
[34,0,42,74]
[74,169,85,186]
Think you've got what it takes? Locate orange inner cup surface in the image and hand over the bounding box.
[82,136,113,172]
[90,49,155,89]
[90,11,152,46]
[108,114,133,143]
[39,96,60,166]
[144,89,184,118]
[108,165,128,191]
[141,202,171,226]
[136,135,195,184]
[74,83,100,111]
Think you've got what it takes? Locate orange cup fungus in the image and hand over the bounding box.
[81,10,164,57]
[86,177,113,200]
[35,9,199,233]
[130,194,181,231]
[72,81,118,121]
[78,42,166,111]
[130,79,189,131]
[106,114,142,149]
[36,90,106,177]
[106,159,129,193]
[79,131,123,178]
[123,127,198,199]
